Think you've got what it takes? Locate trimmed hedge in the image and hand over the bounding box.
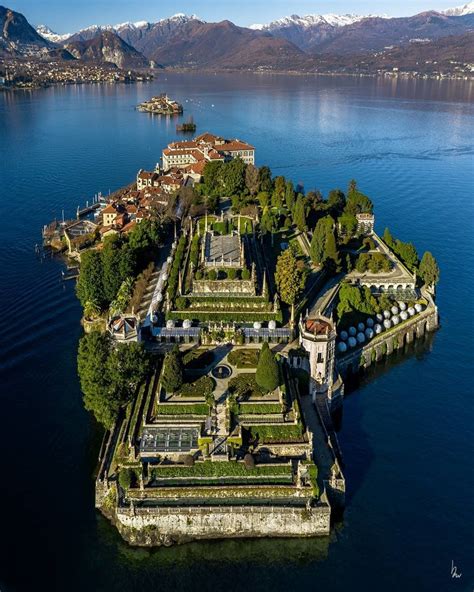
[247,424,304,443]
[177,376,215,398]
[167,310,282,323]
[156,403,209,415]
[228,374,266,399]
[239,403,282,414]
[228,349,260,368]
[151,460,292,478]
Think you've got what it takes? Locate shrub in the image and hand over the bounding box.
[255,342,280,393]
[118,468,132,490]
[182,454,195,467]
[228,349,260,368]
[244,453,255,469]
[241,268,251,280]
[195,270,203,280]
[227,268,237,280]
[228,373,266,399]
[208,269,217,281]
[162,346,183,393]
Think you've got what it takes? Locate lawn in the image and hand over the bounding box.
[151,460,292,478]
[156,403,210,415]
[247,423,305,443]
[238,403,282,414]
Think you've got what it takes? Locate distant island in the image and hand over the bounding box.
[44,131,440,546]
[138,94,183,115]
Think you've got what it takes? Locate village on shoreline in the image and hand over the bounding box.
[43,130,440,546]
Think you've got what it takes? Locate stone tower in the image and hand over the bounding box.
[299,314,342,408]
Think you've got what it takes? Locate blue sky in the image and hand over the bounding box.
[8,0,458,32]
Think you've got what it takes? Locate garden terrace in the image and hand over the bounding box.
[228,373,280,401]
[204,233,243,268]
[228,348,260,368]
[246,424,306,444]
[175,376,215,398]
[155,403,210,416]
[127,485,310,503]
[140,426,200,456]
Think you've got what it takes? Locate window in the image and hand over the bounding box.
[317,353,324,363]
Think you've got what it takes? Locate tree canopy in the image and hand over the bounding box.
[161,345,184,393]
[275,248,307,308]
[419,251,440,287]
[255,342,280,393]
[77,332,150,429]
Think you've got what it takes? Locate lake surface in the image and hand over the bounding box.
[0,73,473,592]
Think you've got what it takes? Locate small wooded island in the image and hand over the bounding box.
[137,94,183,115]
[51,132,439,546]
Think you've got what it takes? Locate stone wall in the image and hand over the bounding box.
[192,279,256,295]
[114,503,331,546]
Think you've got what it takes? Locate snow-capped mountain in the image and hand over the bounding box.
[249,13,379,31]
[36,24,70,43]
[441,1,474,16]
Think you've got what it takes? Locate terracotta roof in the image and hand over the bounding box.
[102,204,117,214]
[305,319,332,335]
[137,170,156,180]
[221,140,254,151]
[356,213,374,220]
[122,221,137,234]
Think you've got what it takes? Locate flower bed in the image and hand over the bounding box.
[177,376,215,398]
[228,349,260,368]
[156,403,209,415]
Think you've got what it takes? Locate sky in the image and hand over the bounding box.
[7,0,460,32]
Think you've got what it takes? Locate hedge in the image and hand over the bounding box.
[167,235,187,301]
[239,403,282,414]
[167,310,283,323]
[177,376,215,398]
[156,403,209,415]
[228,374,266,399]
[151,460,292,478]
[228,349,260,368]
[247,424,305,443]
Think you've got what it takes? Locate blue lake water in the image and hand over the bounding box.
[0,73,473,592]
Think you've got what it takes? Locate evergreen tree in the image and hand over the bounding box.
[76,250,105,310]
[223,157,246,196]
[245,163,259,195]
[258,166,273,193]
[285,180,295,211]
[324,230,341,273]
[275,248,306,321]
[419,251,440,287]
[327,189,346,217]
[272,176,286,209]
[345,254,353,272]
[255,342,280,393]
[394,240,419,271]
[383,227,395,248]
[162,345,183,393]
[293,195,307,231]
[310,215,333,265]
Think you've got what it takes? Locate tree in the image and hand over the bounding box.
[107,342,151,406]
[203,161,224,194]
[161,345,183,393]
[293,195,307,231]
[245,164,259,195]
[223,157,246,196]
[419,251,440,287]
[338,213,358,239]
[327,189,346,217]
[310,215,334,265]
[345,182,373,216]
[272,176,286,209]
[77,331,116,428]
[394,240,418,271]
[76,250,105,310]
[118,468,132,490]
[324,230,341,273]
[285,180,295,211]
[101,236,125,303]
[258,166,273,193]
[383,227,395,248]
[257,191,270,208]
[275,248,306,321]
[255,342,279,393]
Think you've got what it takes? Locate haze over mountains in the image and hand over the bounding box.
[1,4,473,73]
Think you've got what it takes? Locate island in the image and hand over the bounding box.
[47,131,440,546]
[138,94,184,115]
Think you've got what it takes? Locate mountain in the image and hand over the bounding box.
[321,30,474,74]
[36,24,70,43]
[310,11,474,54]
[248,13,379,51]
[442,1,474,16]
[148,20,311,70]
[0,5,51,55]
[63,31,149,68]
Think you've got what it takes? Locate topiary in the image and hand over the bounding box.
[255,342,280,393]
